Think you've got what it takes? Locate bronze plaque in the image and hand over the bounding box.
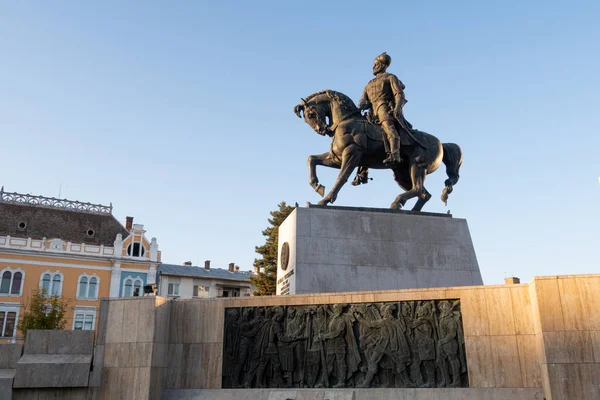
[280,242,290,271]
[222,300,468,389]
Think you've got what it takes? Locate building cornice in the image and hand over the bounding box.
[0,246,158,267]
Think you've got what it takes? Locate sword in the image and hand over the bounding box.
[390,106,427,150]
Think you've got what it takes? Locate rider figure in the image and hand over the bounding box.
[358,52,413,165]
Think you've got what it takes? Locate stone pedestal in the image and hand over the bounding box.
[276,205,483,295]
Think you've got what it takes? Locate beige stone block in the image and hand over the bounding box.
[155,301,171,344]
[120,367,137,399]
[465,336,495,387]
[169,301,185,344]
[104,300,125,344]
[149,367,167,400]
[99,367,122,400]
[152,343,168,368]
[133,367,151,399]
[196,301,225,344]
[539,364,552,400]
[510,287,534,335]
[134,342,154,367]
[102,343,118,368]
[96,300,109,345]
[114,343,133,368]
[461,290,489,336]
[303,295,331,305]
[490,335,522,388]
[516,335,542,388]
[579,363,600,400]
[532,278,565,333]
[442,287,464,300]
[528,282,543,335]
[327,294,353,304]
[122,299,140,343]
[183,302,203,344]
[576,275,600,331]
[181,343,203,388]
[350,293,375,303]
[485,288,516,336]
[226,298,246,308]
[591,331,600,362]
[557,277,586,331]
[201,342,223,389]
[546,363,585,400]
[542,331,594,364]
[137,298,157,343]
[165,343,183,388]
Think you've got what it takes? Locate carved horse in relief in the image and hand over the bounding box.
[294,90,462,211]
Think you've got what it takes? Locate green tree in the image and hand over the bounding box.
[17,288,69,337]
[250,202,295,296]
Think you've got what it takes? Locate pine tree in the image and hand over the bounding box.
[17,288,68,337]
[250,202,295,296]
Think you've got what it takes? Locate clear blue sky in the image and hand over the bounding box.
[1,1,599,284]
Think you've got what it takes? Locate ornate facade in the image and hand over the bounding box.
[0,187,160,342]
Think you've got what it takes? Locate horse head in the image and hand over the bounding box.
[294,92,333,137]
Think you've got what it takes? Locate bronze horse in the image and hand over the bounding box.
[294,90,462,211]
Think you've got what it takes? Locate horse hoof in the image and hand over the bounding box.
[316,184,325,197]
[391,202,403,210]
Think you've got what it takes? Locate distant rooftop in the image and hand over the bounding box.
[0,187,112,215]
[0,187,127,246]
[159,263,253,281]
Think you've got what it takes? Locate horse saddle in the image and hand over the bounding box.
[364,119,416,146]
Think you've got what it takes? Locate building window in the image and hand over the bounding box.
[39,271,63,296]
[77,274,99,300]
[168,283,180,297]
[122,276,144,297]
[193,285,210,298]
[0,268,25,296]
[0,307,19,338]
[221,288,240,298]
[126,242,146,257]
[72,308,96,331]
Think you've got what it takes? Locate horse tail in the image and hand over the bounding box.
[441,143,463,206]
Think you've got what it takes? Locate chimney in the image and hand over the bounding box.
[253,266,260,275]
[228,262,235,272]
[505,276,521,285]
[235,265,240,271]
[204,260,211,270]
[125,216,134,231]
[183,261,192,266]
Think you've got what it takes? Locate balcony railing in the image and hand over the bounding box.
[0,187,112,215]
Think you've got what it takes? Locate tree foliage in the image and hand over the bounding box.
[250,202,295,296]
[17,288,68,337]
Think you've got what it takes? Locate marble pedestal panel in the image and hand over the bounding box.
[162,388,544,400]
[276,205,483,295]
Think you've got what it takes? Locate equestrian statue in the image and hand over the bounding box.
[294,52,462,211]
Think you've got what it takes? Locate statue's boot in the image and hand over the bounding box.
[383,137,402,165]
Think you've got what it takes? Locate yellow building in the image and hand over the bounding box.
[0,187,160,342]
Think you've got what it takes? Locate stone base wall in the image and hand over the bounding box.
[3,274,598,400]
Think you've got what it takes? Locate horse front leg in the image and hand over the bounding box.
[308,152,339,197]
[318,145,362,206]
